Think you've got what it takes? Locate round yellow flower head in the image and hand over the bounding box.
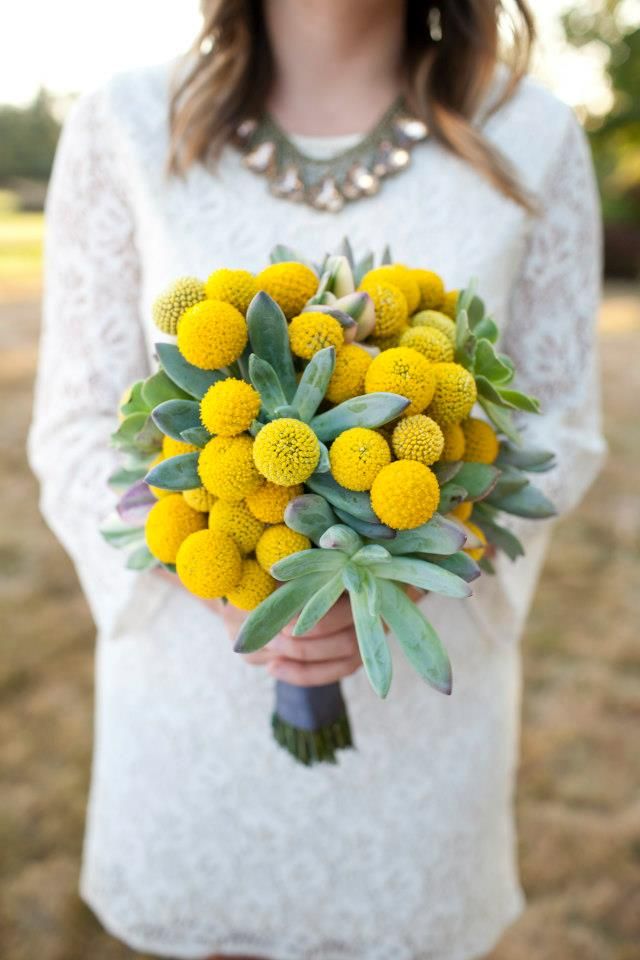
[162,435,198,459]
[399,325,454,364]
[200,378,261,437]
[450,501,472,523]
[208,499,265,554]
[440,290,459,320]
[288,312,344,360]
[392,415,444,466]
[428,363,477,425]
[371,460,440,530]
[177,300,248,370]
[182,487,217,512]
[360,282,408,338]
[255,262,318,319]
[364,346,435,416]
[411,269,445,311]
[368,322,410,351]
[439,422,466,461]
[147,452,172,500]
[360,265,419,314]
[152,277,206,335]
[411,309,456,345]
[226,558,277,610]
[145,494,207,564]
[326,343,373,404]
[253,418,320,486]
[204,268,257,314]
[245,481,303,523]
[198,434,263,501]
[329,427,391,492]
[176,529,242,598]
[256,524,311,572]
[463,520,487,562]
[462,417,499,464]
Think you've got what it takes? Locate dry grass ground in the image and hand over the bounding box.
[1,216,638,959]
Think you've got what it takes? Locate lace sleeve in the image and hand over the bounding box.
[28,89,154,636]
[501,113,607,531]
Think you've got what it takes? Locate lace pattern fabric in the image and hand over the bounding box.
[29,65,605,960]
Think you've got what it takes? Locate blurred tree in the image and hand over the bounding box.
[0,89,61,183]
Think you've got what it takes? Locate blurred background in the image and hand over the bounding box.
[1,1,639,958]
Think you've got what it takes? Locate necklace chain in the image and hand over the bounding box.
[234,99,429,213]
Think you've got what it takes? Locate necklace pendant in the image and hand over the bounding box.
[393,115,429,145]
[348,163,380,197]
[244,140,276,175]
[270,164,305,202]
[311,177,345,213]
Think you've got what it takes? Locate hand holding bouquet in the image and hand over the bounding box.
[103,241,556,764]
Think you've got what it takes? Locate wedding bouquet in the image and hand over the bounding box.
[103,241,556,765]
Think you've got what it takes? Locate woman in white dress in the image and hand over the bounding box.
[29,0,606,958]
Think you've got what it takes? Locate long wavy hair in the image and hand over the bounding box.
[169,0,535,207]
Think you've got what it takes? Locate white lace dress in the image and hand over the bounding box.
[29,63,606,960]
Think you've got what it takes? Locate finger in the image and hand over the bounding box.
[281,594,352,638]
[269,629,357,663]
[241,648,274,666]
[267,653,362,687]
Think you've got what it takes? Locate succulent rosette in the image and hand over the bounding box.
[102,240,556,765]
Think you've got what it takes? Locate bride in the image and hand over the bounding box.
[29,1,605,958]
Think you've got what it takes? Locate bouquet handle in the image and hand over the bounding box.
[272,679,353,765]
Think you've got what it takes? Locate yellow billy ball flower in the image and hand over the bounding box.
[256,524,312,572]
[177,299,248,370]
[439,422,466,461]
[364,346,435,417]
[288,311,344,360]
[360,282,408,338]
[371,460,440,530]
[360,265,419,314]
[412,269,445,311]
[326,343,373,404]
[463,520,487,562]
[200,378,261,437]
[176,529,242,598]
[256,262,319,319]
[162,435,198,459]
[329,427,391,492]
[152,277,206,335]
[145,494,207,564]
[411,309,456,346]
[399,325,454,363]
[245,481,303,523]
[440,290,459,320]
[208,499,265,554]
[147,452,172,500]
[462,417,499,464]
[226,558,277,610]
[451,501,473,523]
[253,418,320,486]
[205,268,257,314]
[198,434,263,501]
[392,415,444,466]
[427,363,477,425]
[182,487,217,512]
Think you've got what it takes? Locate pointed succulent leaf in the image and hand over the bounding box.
[342,560,366,594]
[338,236,355,269]
[352,545,391,564]
[437,482,468,514]
[452,462,500,500]
[354,251,374,286]
[303,304,357,333]
[348,584,392,698]
[384,513,466,556]
[472,316,500,344]
[126,543,158,571]
[333,291,376,341]
[457,279,477,316]
[117,479,156,524]
[284,493,338,544]
[234,573,333,652]
[274,404,298,418]
[378,579,452,695]
[361,567,381,618]
[100,512,145,548]
[180,425,212,448]
[309,392,409,441]
[380,244,393,266]
[496,443,556,473]
[369,556,472,598]
[269,243,310,266]
[486,482,556,519]
[421,551,482,582]
[306,472,378,523]
[292,572,345,636]
[467,294,486,328]
[291,346,336,422]
[111,412,148,449]
[145,452,201,490]
[271,547,347,581]
[120,380,150,416]
[247,291,298,401]
[454,310,475,367]
[156,343,225,399]
[318,524,363,555]
[151,399,201,442]
[141,369,191,409]
[316,442,331,473]
[322,254,356,298]
[471,513,525,561]
[479,398,522,444]
[248,353,287,417]
[479,555,496,574]
[135,415,164,453]
[475,374,505,405]
[108,464,150,491]
[489,465,529,498]
[249,419,265,437]
[432,460,463,484]
[474,339,514,384]
[334,506,396,540]
[497,388,541,414]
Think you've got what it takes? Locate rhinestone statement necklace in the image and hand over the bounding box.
[234,98,429,213]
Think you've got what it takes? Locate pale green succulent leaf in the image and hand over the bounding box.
[489,464,529,498]
[437,482,468,514]
[316,441,331,473]
[292,572,345,636]
[362,568,381,618]
[120,380,149,416]
[495,443,556,473]
[497,388,541,414]
[454,310,475,367]
[471,509,525,561]
[318,524,363,555]
[432,460,463,484]
[234,573,333,653]
[126,543,158,571]
[383,513,466,556]
[271,547,347,581]
[334,506,396,540]
[349,585,392,698]
[269,244,312,267]
[474,339,513,384]
[475,374,505,405]
[421,550,482,582]
[354,251,374,286]
[100,513,145,548]
[466,294,487,328]
[472,316,500,344]
[145,452,201,490]
[352,545,391,564]
[310,392,409,441]
[306,472,378,523]
[141,370,191,409]
[479,398,522,444]
[486,482,556,519]
[108,464,150,491]
[368,556,472,598]
[248,354,287,417]
[380,244,393,266]
[151,399,201,441]
[284,493,338,544]
[452,462,500,500]
[111,412,148,449]
[291,346,336,422]
[342,560,365,593]
[156,343,226,399]
[247,291,298,400]
[180,425,211,448]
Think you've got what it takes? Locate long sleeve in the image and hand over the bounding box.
[28,89,154,637]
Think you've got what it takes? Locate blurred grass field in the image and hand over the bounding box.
[1,210,639,960]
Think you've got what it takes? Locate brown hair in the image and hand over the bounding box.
[169,0,535,207]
